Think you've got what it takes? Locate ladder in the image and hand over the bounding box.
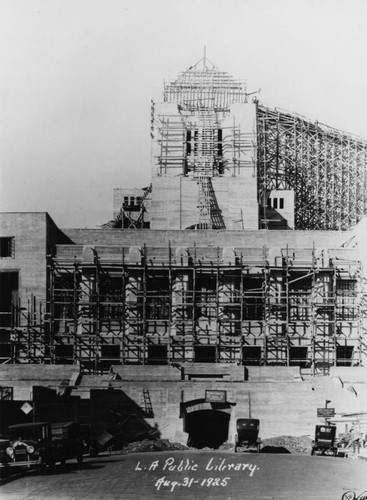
[141,388,154,418]
[192,110,225,229]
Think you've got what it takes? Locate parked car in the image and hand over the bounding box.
[235,418,261,453]
[0,421,84,472]
[0,438,10,478]
[311,424,337,456]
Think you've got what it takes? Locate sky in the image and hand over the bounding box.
[1,0,367,228]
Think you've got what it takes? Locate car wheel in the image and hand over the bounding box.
[40,459,54,474]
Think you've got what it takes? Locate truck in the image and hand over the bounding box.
[311,424,338,456]
[234,418,261,453]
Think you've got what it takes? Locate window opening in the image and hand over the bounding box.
[0,272,18,327]
[147,345,168,365]
[336,345,354,366]
[54,344,74,364]
[146,273,170,320]
[0,237,14,258]
[242,346,262,366]
[194,345,216,363]
[289,346,309,368]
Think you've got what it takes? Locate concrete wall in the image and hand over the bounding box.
[76,365,367,443]
[62,227,351,250]
[0,213,72,305]
[2,364,366,444]
[60,228,358,270]
[113,188,152,220]
[150,177,199,230]
[212,177,258,230]
[266,189,295,229]
[0,213,48,303]
[149,176,260,230]
[0,365,79,400]
[150,176,260,230]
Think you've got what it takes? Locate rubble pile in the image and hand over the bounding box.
[121,439,189,454]
[119,436,314,455]
[261,435,313,455]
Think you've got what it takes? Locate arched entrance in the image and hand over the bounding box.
[181,399,234,449]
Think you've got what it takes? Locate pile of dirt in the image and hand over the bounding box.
[118,436,313,455]
[121,438,189,454]
[261,435,313,455]
[218,442,235,451]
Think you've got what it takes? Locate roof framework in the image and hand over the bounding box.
[163,55,248,111]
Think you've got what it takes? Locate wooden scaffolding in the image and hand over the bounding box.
[1,244,365,374]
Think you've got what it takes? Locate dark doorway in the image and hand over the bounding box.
[185,409,230,449]
[0,272,18,327]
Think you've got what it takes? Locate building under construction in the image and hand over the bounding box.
[1,56,367,443]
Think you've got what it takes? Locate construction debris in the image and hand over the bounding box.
[260,435,313,455]
[121,439,188,454]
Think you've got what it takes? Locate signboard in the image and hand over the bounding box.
[317,407,335,418]
[20,402,33,415]
[205,390,227,403]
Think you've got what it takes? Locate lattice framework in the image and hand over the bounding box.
[257,106,367,230]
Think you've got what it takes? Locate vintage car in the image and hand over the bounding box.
[311,424,337,456]
[234,418,261,453]
[1,421,84,471]
[0,437,10,477]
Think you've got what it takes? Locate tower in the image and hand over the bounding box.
[150,55,258,230]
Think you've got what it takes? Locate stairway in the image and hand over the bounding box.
[197,176,225,229]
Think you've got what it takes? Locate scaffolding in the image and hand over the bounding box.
[257,105,367,230]
[102,185,152,229]
[108,60,367,232]
[1,245,365,374]
[163,54,248,112]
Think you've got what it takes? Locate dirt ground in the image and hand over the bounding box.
[1,450,366,500]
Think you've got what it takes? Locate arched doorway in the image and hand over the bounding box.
[181,399,234,449]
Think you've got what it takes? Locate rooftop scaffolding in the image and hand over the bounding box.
[163,54,248,112]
